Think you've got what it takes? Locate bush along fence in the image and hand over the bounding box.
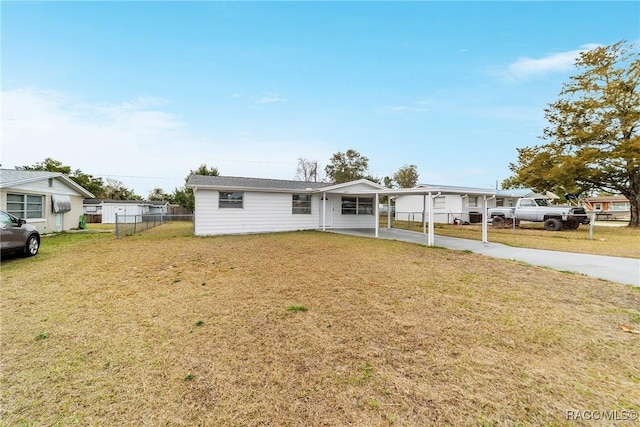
[115,213,193,238]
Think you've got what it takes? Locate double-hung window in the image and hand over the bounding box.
[341,196,374,215]
[219,192,243,208]
[292,194,311,214]
[7,194,44,219]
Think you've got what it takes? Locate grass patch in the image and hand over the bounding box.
[1,222,639,425]
[286,304,309,312]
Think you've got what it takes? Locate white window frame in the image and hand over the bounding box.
[341,196,374,215]
[609,202,629,211]
[7,193,44,219]
[219,192,244,209]
[433,196,445,209]
[292,194,312,215]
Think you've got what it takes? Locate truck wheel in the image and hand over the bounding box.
[492,216,505,228]
[544,218,563,231]
[563,220,580,230]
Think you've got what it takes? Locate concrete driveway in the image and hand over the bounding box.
[330,228,640,287]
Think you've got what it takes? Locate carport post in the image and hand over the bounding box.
[482,195,488,243]
[428,192,435,246]
[483,195,495,244]
[322,192,326,231]
[422,194,427,235]
[375,193,379,237]
[387,196,392,229]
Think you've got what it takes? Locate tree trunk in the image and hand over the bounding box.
[629,195,640,227]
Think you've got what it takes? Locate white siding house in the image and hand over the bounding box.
[0,169,95,233]
[83,200,170,224]
[186,176,387,236]
[394,184,496,224]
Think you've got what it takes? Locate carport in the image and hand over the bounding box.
[342,186,497,246]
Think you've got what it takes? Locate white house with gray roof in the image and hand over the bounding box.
[0,169,95,233]
[394,184,497,224]
[186,175,387,236]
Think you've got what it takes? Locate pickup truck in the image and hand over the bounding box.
[488,198,590,231]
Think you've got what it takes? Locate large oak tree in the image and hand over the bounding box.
[505,41,640,226]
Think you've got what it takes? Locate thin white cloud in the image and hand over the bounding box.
[1,88,330,195]
[504,44,601,80]
[1,88,192,193]
[381,100,433,114]
[256,94,286,104]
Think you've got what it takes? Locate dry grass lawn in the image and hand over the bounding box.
[1,222,639,426]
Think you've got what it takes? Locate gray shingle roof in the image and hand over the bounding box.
[187,175,330,191]
[0,169,61,185]
[0,168,95,198]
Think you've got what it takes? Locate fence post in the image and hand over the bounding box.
[115,213,119,239]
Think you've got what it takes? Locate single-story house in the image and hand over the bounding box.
[394,184,498,224]
[583,195,631,220]
[0,169,95,233]
[186,175,388,236]
[186,175,501,246]
[83,199,170,224]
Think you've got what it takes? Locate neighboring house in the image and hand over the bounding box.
[186,175,388,236]
[583,195,630,220]
[0,169,95,233]
[83,199,170,224]
[394,184,497,224]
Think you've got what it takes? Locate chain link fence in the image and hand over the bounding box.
[115,213,193,238]
[392,211,483,227]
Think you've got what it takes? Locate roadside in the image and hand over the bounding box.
[331,228,640,287]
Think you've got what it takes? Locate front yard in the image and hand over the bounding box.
[1,222,639,425]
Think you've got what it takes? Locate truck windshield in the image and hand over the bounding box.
[534,199,551,206]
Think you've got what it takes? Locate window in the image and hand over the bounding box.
[357,197,373,214]
[7,194,44,219]
[292,194,311,214]
[520,199,536,207]
[610,202,629,211]
[434,196,445,209]
[219,192,243,208]
[341,197,374,215]
[467,196,478,208]
[594,203,602,211]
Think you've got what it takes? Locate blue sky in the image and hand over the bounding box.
[2,1,638,197]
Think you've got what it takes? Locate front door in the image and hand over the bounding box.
[55,213,63,232]
[319,196,332,228]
